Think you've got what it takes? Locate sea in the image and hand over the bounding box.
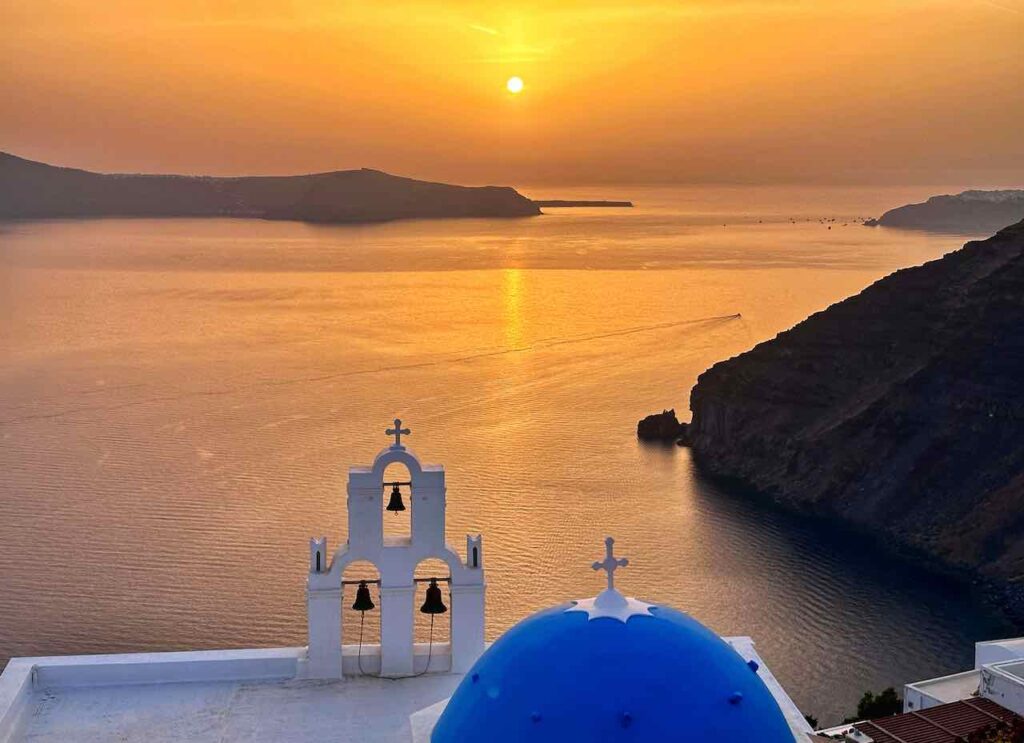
[0,184,1012,725]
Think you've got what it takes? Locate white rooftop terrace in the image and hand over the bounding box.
[21,673,459,743]
[0,637,811,742]
[902,637,1024,716]
[904,669,981,711]
[0,646,459,743]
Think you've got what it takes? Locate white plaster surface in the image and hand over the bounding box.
[18,673,463,743]
[982,660,1024,717]
[904,669,980,711]
[0,661,33,743]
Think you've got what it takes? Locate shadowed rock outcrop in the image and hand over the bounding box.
[0,151,541,223]
[684,220,1024,610]
[637,409,687,443]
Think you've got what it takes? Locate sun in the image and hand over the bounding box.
[506,76,524,94]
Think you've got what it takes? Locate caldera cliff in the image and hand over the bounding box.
[0,152,540,223]
[685,220,1024,611]
[865,189,1024,233]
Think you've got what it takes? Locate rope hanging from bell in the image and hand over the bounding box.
[420,578,448,615]
[385,483,406,513]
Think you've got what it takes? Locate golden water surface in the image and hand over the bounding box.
[0,186,1011,724]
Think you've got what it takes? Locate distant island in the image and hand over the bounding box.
[0,151,541,223]
[532,200,633,208]
[864,189,1024,233]
[642,219,1024,618]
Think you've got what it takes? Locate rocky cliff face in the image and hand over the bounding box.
[687,220,1024,599]
[0,152,540,223]
[866,190,1024,233]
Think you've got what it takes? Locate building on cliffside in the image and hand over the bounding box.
[816,636,1024,741]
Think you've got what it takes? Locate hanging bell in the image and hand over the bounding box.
[420,578,448,615]
[385,483,406,513]
[351,580,375,612]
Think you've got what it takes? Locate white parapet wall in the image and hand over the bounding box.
[0,647,304,743]
[0,661,33,743]
[341,642,452,677]
[977,638,1024,669]
[982,660,1024,717]
[30,648,303,689]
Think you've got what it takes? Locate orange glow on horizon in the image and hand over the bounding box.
[1,1,1021,185]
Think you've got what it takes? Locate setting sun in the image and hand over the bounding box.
[506,76,524,94]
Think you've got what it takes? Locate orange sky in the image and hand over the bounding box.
[2,1,1022,185]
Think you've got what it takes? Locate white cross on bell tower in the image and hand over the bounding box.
[386,418,410,449]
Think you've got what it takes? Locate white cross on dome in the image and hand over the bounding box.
[566,536,654,623]
[593,536,628,593]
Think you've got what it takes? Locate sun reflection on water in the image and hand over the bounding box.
[502,268,525,350]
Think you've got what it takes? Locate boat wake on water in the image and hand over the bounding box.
[0,314,741,425]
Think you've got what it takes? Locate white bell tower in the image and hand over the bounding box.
[304,420,486,679]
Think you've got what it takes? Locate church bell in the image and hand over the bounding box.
[352,580,375,613]
[420,578,448,614]
[385,483,406,513]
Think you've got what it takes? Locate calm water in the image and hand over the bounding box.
[0,185,1013,724]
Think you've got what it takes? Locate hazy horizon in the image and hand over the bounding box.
[3,1,1022,187]
[1,148,1020,194]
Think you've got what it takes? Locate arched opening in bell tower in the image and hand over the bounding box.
[342,560,382,675]
[382,461,413,542]
[413,557,453,673]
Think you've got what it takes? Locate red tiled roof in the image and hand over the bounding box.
[854,698,1020,743]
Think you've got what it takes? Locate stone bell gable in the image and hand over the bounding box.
[305,420,485,679]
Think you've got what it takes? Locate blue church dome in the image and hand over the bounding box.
[432,542,795,742]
